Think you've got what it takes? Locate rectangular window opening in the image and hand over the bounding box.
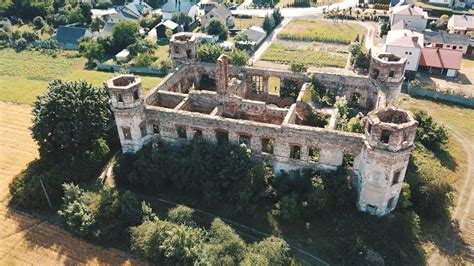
[122,127,132,140]
[133,90,139,100]
[176,126,187,139]
[215,130,229,145]
[153,124,160,135]
[392,170,402,185]
[290,145,301,159]
[261,138,274,154]
[117,93,123,103]
[380,130,391,144]
[194,129,203,139]
[239,134,251,147]
[140,124,147,137]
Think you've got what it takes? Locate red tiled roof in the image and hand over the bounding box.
[419,48,463,70]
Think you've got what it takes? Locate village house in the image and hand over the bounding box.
[419,47,463,77]
[160,0,200,21]
[423,30,470,54]
[55,26,92,50]
[384,29,424,72]
[448,14,474,34]
[390,4,428,32]
[200,2,234,29]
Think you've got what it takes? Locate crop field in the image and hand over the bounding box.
[278,19,366,44]
[0,48,163,105]
[261,43,347,68]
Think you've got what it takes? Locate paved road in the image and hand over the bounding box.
[233,0,358,17]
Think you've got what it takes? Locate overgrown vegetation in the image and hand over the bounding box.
[261,43,347,68]
[9,80,113,208]
[197,44,249,66]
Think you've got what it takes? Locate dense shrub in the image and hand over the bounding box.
[227,49,249,66]
[58,183,143,239]
[198,44,224,63]
[206,19,228,40]
[112,20,140,53]
[262,14,275,33]
[167,205,196,226]
[114,139,272,213]
[290,61,307,73]
[414,111,448,151]
[32,16,45,29]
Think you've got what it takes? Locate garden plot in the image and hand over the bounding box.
[259,19,366,69]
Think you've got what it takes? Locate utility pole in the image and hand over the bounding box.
[40,179,53,209]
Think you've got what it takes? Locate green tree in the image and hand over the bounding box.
[206,18,228,40]
[227,49,249,66]
[31,80,111,158]
[276,192,300,222]
[127,39,157,56]
[198,44,224,63]
[414,111,448,151]
[250,236,291,265]
[119,191,142,225]
[33,16,45,29]
[167,205,195,226]
[112,20,140,52]
[67,6,85,24]
[79,39,104,67]
[199,218,247,264]
[58,183,98,238]
[262,14,275,33]
[171,12,192,30]
[134,52,156,67]
[272,8,283,26]
[90,17,105,32]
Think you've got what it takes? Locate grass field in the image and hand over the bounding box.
[278,19,366,44]
[261,43,347,68]
[234,17,264,29]
[0,48,164,105]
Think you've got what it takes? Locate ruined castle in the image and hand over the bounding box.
[107,32,418,216]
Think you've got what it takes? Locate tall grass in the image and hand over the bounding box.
[261,44,347,68]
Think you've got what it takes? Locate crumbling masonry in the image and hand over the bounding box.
[107,33,418,216]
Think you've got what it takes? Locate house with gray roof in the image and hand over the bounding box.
[55,26,91,50]
[161,0,200,21]
[120,0,153,19]
[200,3,234,29]
[423,31,470,54]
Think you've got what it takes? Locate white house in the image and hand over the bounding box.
[390,4,428,32]
[383,29,424,71]
[448,14,474,35]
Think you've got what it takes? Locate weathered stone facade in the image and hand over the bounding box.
[107,37,416,216]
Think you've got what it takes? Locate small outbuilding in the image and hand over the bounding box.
[116,49,131,63]
[154,20,179,39]
[418,48,463,77]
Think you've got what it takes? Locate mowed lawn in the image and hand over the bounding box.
[261,43,348,68]
[278,19,366,44]
[0,48,164,105]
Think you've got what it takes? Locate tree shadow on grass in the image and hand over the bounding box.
[422,216,471,263]
[433,146,458,171]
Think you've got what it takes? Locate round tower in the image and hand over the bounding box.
[356,107,418,216]
[369,53,406,104]
[107,74,147,153]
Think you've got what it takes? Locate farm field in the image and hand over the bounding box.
[0,101,144,265]
[278,19,366,44]
[261,43,347,68]
[0,48,163,105]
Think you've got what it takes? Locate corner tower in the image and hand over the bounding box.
[369,53,406,104]
[107,75,147,153]
[356,107,418,216]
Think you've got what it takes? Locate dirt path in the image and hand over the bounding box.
[0,101,144,265]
